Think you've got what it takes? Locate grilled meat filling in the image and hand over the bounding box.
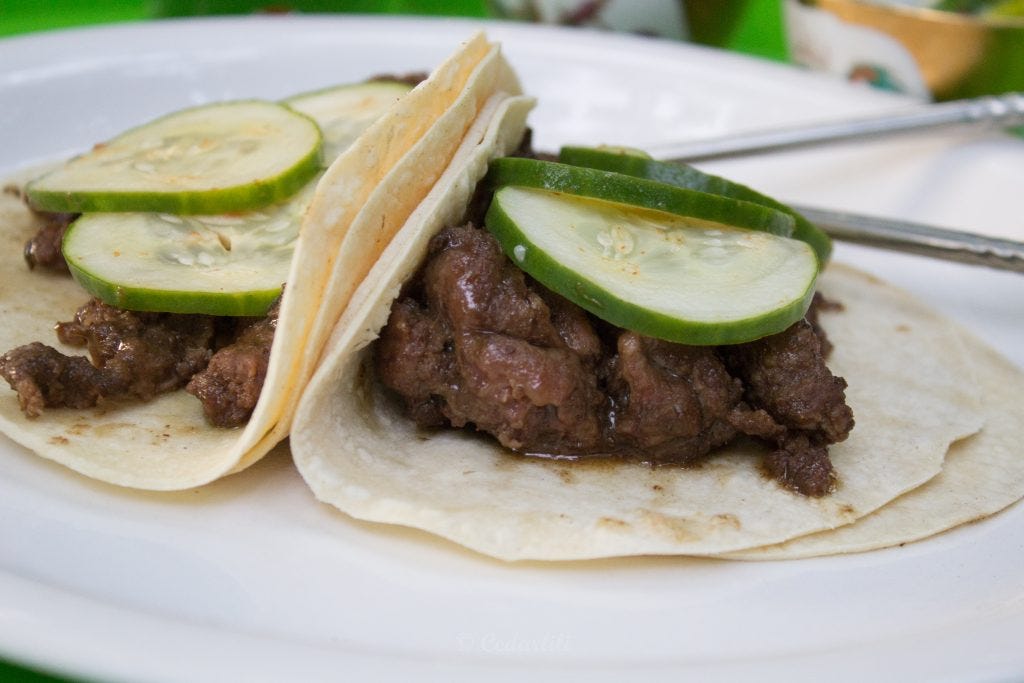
[0,298,278,428]
[376,224,854,496]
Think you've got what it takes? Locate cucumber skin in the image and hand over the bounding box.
[484,190,817,346]
[558,146,832,265]
[26,146,320,215]
[484,158,796,239]
[67,261,282,317]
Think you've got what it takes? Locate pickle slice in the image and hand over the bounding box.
[484,157,796,239]
[53,80,409,317]
[26,100,321,215]
[558,145,832,264]
[285,81,412,166]
[485,186,818,346]
[62,183,316,317]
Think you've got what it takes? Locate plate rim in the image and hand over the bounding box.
[0,14,1021,683]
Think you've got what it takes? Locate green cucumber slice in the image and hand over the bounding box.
[62,182,316,317]
[484,158,796,239]
[285,81,411,166]
[484,186,818,346]
[26,100,321,215]
[558,145,832,264]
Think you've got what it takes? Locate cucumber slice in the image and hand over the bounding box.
[26,100,321,215]
[285,81,411,166]
[485,186,818,346]
[484,158,796,239]
[62,182,316,317]
[558,145,832,264]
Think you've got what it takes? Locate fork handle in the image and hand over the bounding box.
[649,92,1024,162]
[793,204,1024,273]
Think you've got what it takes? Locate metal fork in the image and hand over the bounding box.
[649,92,1024,162]
[646,92,1024,272]
[792,205,1024,273]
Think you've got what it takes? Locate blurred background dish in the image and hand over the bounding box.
[7,0,1020,101]
[786,0,1024,99]
[0,0,789,60]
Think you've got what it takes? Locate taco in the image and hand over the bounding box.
[289,49,1023,561]
[0,33,521,490]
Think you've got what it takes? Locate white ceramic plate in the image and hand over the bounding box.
[1,16,1022,683]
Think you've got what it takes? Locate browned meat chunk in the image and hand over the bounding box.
[764,434,835,497]
[56,299,215,398]
[606,332,742,464]
[720,316,853,495]
[186,299,279,428]
[375,298,452,428]
[422,223,565,347]
[446,331,605,453]
[0,342,111,417]
[23,211,76,272]
[723,319,854,446]
[539,288,603,365]
[5,185,77,273]
[376,224,606,454]
[1,299,216,415]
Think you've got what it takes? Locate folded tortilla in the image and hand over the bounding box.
[0,32,517,490]
[290,83,1011,561]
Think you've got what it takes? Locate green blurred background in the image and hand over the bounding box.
[0,1,783,681]
[0,0,790,58]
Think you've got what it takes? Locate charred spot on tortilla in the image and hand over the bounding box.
[374,222,853,497]
[598,516,631,530]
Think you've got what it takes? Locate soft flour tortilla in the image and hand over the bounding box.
[721,335,1024,560]
[237,34,522,474]
[0,33,514,490]
[291,99,988,561]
